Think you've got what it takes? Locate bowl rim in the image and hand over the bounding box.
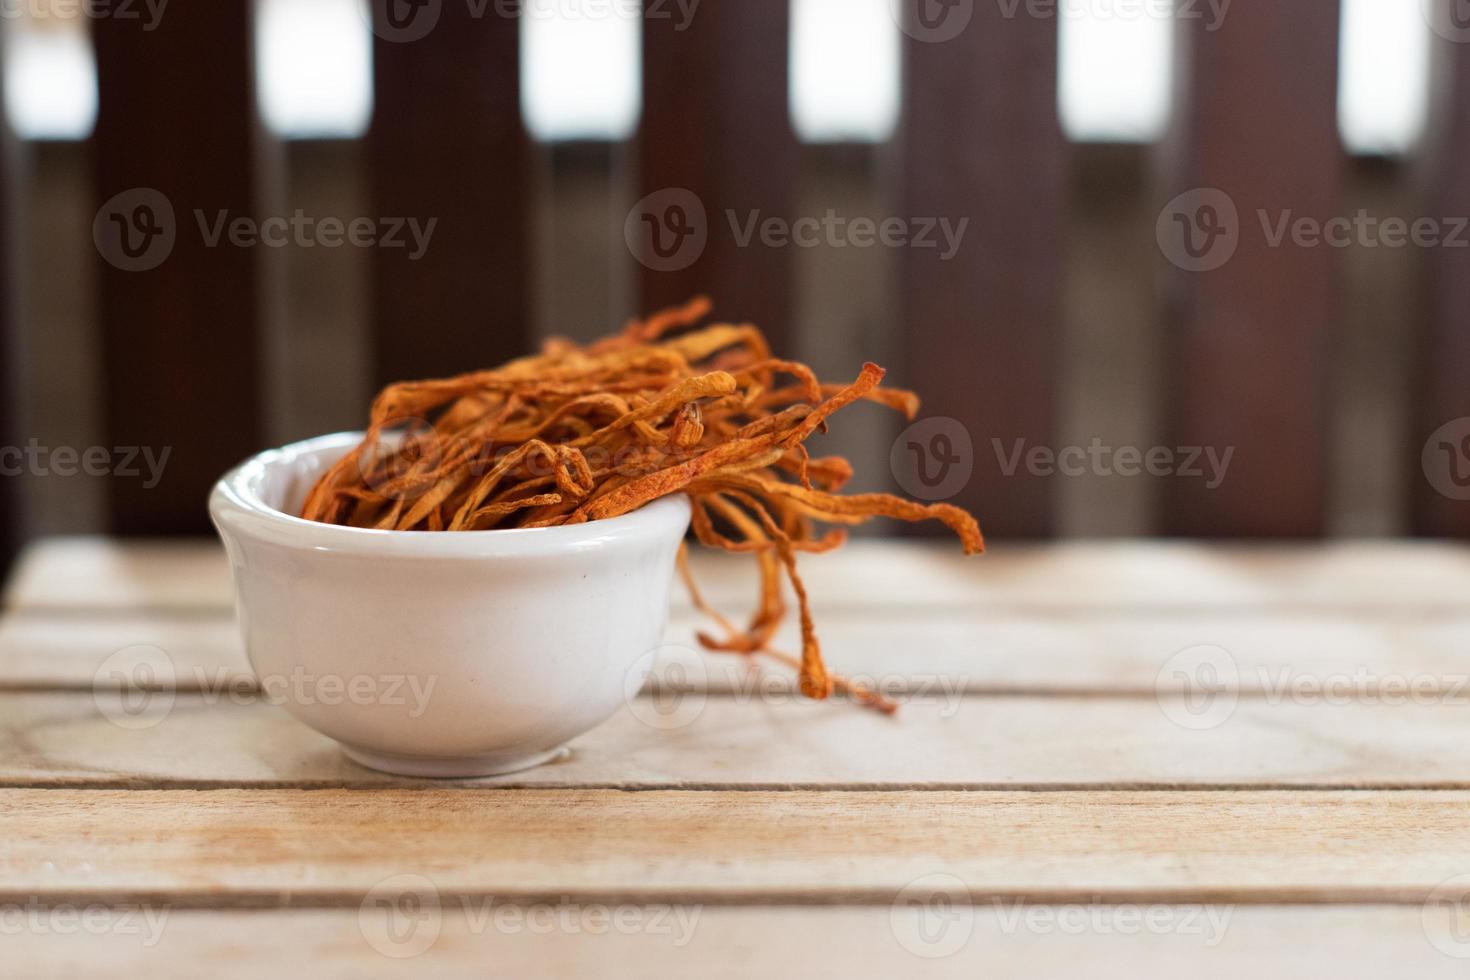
[209,431,691,558]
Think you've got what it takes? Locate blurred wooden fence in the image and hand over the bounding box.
[0,1,1468,567]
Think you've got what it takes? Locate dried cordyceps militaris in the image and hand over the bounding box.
[300,298,983,710]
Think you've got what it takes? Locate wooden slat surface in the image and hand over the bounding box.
[368,6,528,385]
[6,607,1470,697]
[92,1,269,534]
[5,789,1468,904]
[6,906,1465,980]
[1160,4,1341,536]
[10,538,1470,613]
[896,5,1065,537]
[6,694,1470,790]
[7,540,1470,974]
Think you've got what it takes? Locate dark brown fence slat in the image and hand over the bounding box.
[896,7,1066,538]
[93,2,269,535]
[368,6,528,388]
[0,32,20,571]
[1158,6,1341,537]
[1415,22,1470,537]
[638,0,797,349]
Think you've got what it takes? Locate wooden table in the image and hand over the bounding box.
[4,538,1470,976]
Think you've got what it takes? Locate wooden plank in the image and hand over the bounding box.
[368,6,528,385]
[7,693,1470,790]
[3,789,1467,903]
[10,539,1470,614]
[272,140,371,444]
[5,906,1464,979]
[1059,145,1162,536]
[896,6,1065,537]
[533,142,634,345]
[92,0,270,534]
[0,27,20,576]
[1416,23,1470,536]
[24,143,105,536]
[637,0,796,349]
[7,607,1470,698]
[1158,5,1341,536]
[1329,157,1419,536]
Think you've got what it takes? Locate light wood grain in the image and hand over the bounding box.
[7,607,1470,697]
[6,906,1466,980]
[0,614,248,690]
[4,789,1469,904]
[9,538,1470,614]
[6,693,1470,790]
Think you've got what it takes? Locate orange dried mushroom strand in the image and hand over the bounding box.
[299,298,984,709]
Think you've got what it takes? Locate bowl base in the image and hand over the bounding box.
[341,744,569,779]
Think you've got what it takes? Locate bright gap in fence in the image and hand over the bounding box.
[1,0,1437,153]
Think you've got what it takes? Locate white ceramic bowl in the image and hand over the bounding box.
[209,432,690,777]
